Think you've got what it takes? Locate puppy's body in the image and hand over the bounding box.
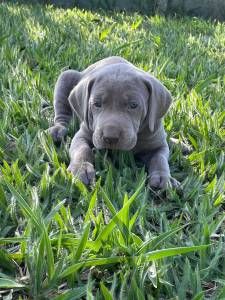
[49,56,178,188]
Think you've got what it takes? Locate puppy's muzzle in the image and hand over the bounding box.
[93,122,137,150]
[102,126,120,146]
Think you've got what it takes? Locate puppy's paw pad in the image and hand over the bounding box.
[67,162,96,185]
[47,125,68,142]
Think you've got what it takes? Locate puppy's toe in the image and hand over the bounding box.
[159,176,169,189]
[48,125,68,142]
[149,174,169,189]
[149,175,161,188]
[79,172,90,185]
[83,163,96,185]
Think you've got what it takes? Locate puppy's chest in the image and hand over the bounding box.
[133,128,167,154]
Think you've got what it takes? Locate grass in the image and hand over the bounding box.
[0,1,225,299]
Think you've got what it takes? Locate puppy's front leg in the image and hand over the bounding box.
[67,124,95,185]
[147,145,179,189]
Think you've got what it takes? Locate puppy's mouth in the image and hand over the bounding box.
[92,132,137,151]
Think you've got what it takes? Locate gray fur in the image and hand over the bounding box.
[48,56,179,188]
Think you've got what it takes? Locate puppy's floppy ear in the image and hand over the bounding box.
[142,73,172,132]
[68,76,94,128]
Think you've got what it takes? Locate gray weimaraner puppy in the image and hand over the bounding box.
[48,56,179,188]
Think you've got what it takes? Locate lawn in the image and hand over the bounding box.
[0,2,225,299]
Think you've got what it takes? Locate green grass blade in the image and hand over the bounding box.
[5,180,55,279]
[60,244,208,279]
[100,187,117,216]
[145,245,210,261]
[84,189,98,223]
[74,222,91,262]
[52,286,87,300]
[0,237,28,245]
[42,222,55,279]
[5,180,40,229]
[100,282,114,300]
[136,226,186,254]
[0,278,25,288]
[121,193,129,230]
[129,209,140,231]
[34,235,45,296]
[192,291,204,300]
[94,180,145,250]
[60,257,126,279]
[0,249,16,272]
[45,199,67,225]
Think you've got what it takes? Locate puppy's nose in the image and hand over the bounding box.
[102,127,120,145]
[103,136,119,145]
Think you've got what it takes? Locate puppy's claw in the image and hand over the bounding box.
[48,125,68,142]
[67,162,96,185]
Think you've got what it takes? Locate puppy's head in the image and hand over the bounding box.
[69,64,172,150]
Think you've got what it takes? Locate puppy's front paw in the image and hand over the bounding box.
[149,172,180,189]
[48,124,68,142]
[67,162,96,185]
[149,172,169,189]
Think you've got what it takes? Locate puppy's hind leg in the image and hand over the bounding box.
[48,70,81,142]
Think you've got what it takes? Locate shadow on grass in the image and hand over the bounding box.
[3,0,156,13]
[2,0,224,70]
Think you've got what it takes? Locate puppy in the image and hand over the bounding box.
[48,56,179,188]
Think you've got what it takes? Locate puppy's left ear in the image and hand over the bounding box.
[142,73,172,132]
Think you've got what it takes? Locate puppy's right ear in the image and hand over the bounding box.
[68,76,94,128]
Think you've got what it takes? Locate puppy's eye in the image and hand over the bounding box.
[129,102,138,109]
[93,101,102,108]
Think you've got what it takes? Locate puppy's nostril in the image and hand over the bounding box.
[103,137,119,144]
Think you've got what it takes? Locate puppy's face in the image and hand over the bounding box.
[69,63,172,149]
[89,73,148,150]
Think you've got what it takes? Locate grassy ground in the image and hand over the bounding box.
[0,2,225,299]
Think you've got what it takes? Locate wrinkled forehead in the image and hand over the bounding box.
[91,72,148,100]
